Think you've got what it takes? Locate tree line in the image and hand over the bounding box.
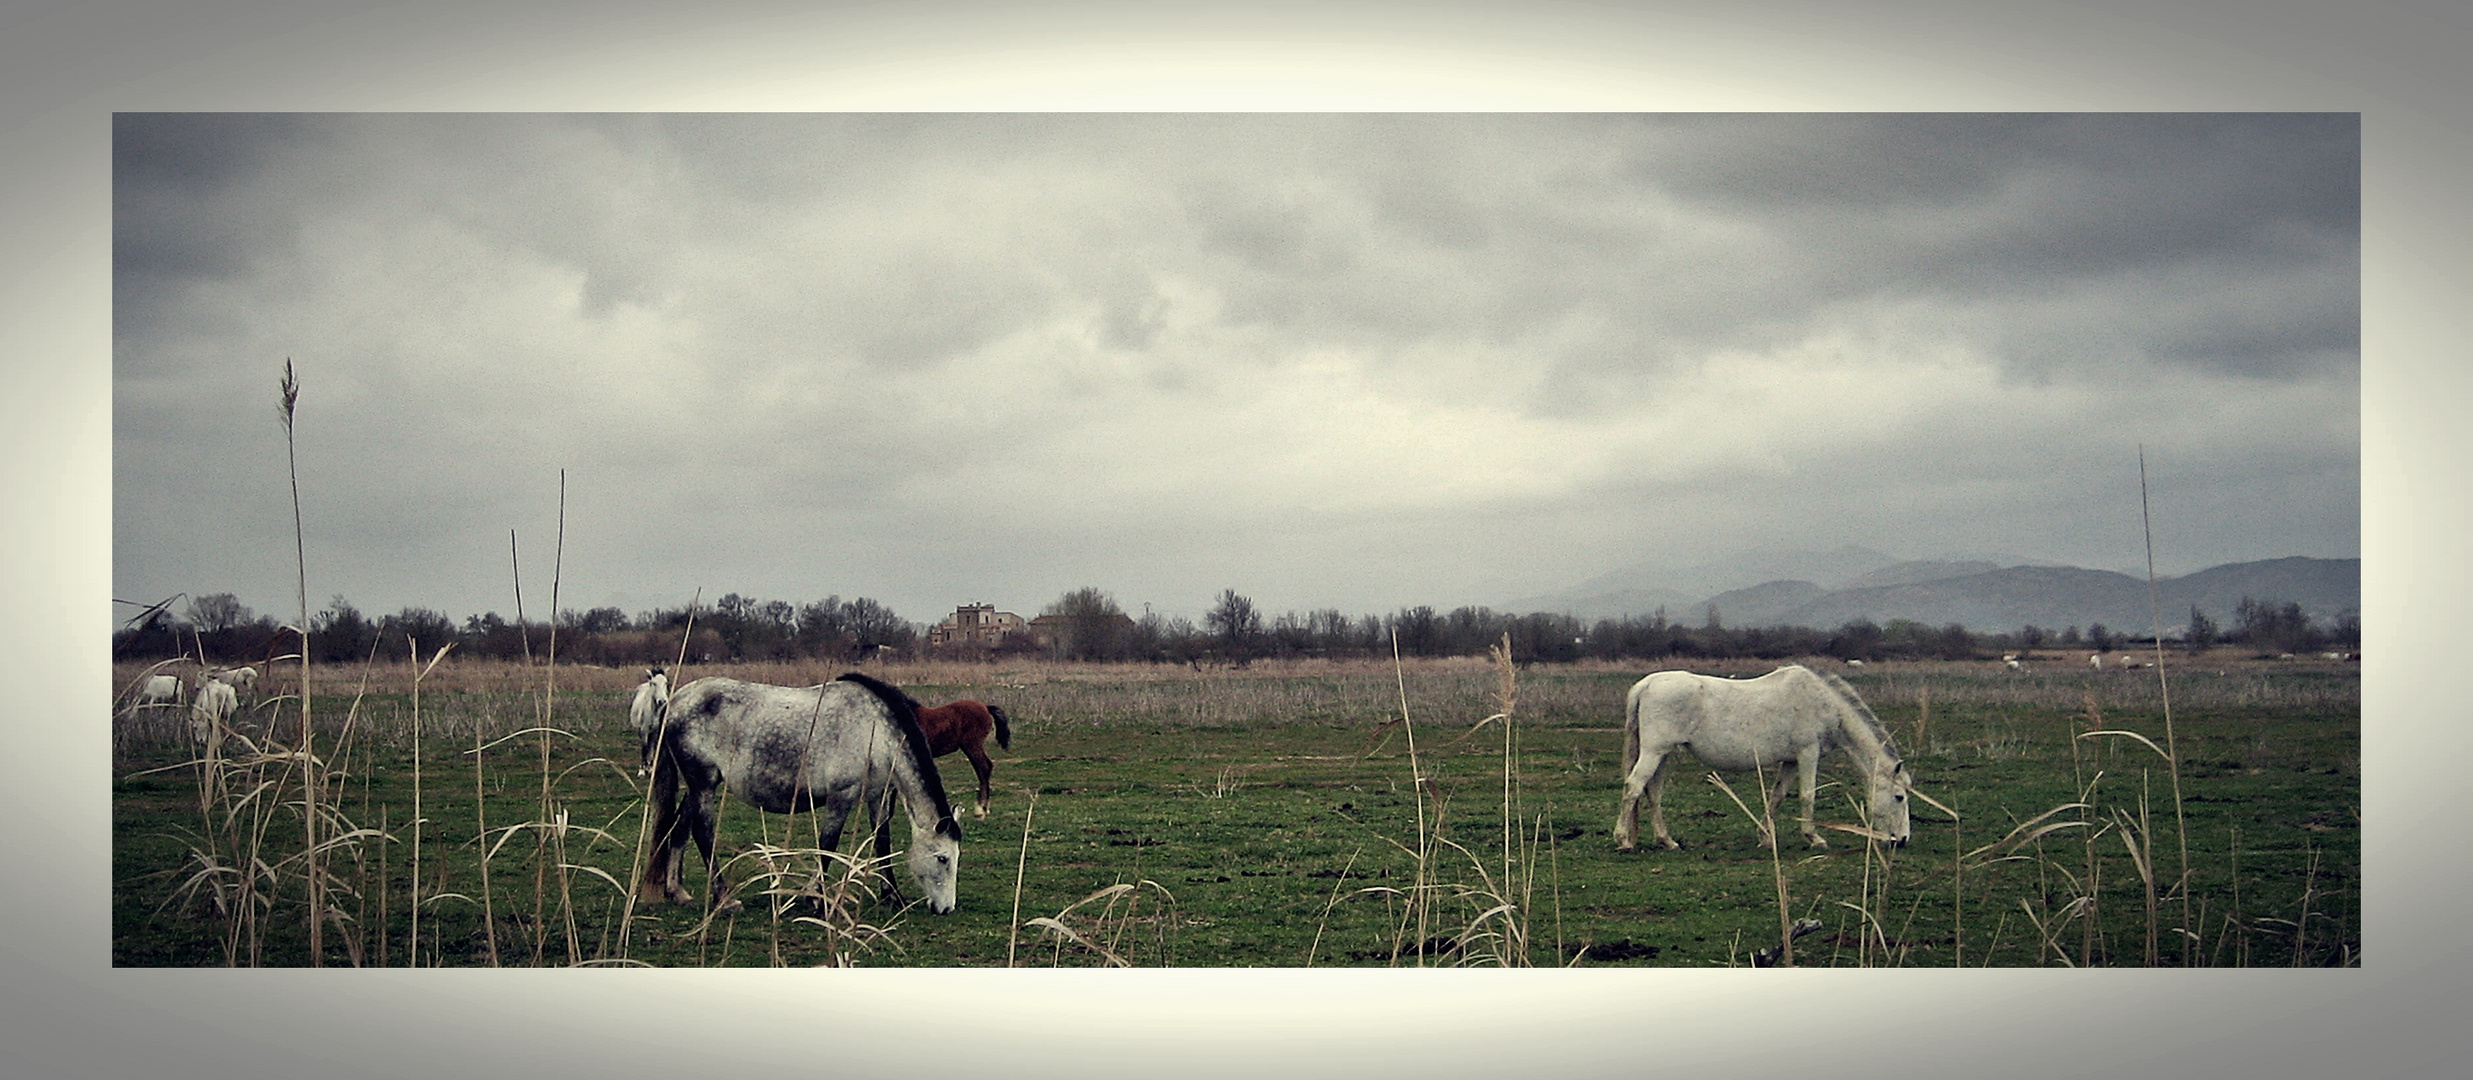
[116,586,2360,669]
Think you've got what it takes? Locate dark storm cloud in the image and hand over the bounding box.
[1622,113,2359,379]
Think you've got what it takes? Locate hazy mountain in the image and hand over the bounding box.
[1511,545,1898,619]
[1698,579,1829,628]
[1508,554,2357,634]
[1845,560,2002,589]
[1784,565,2158,632]
[1764,557,2356,634]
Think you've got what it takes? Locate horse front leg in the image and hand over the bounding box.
[1763,762,1797,834]
[1796,753,1826,849]
[866,790,907,907]
[686,783,739,914]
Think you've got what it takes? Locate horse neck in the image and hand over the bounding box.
[1830,701,1899,776]
[878,733,951,836]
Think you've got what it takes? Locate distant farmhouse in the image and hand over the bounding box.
[927,603,1029,648]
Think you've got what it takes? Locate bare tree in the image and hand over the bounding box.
[186,593,251,635]
[1206,589,1261,663]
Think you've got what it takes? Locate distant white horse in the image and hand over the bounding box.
[133,674,181,711]
[191,677,238,743]
[1615,664,1912,852]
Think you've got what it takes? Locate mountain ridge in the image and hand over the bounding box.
[1511,555,2358,633]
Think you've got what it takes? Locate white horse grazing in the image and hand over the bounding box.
[191,677,238,743]
[1615,664,1911,852]
[212,666,259,694]
[134,674,181,710]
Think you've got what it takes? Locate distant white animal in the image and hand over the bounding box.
[2002,653,2018,662]
[2090,654,2103,670]
[2006,658,2023,670]
[629,667,671,769]
[211,666,259,694]
[1844,659,1864,667]
[191,678,238,743]
[134,674,181,710]
[1615,664,1912,852]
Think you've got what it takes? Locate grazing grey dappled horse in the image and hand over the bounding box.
[1615,664,1911,852]
[638,672,963,914]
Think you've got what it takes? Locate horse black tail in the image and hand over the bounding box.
[835,671,959,837]
[988,704,1013,750]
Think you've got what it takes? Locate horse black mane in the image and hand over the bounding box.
[834,671,962,839]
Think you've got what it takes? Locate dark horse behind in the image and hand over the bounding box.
[914,699,1013,819]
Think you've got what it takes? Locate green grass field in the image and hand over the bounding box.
[112,653,2359,967]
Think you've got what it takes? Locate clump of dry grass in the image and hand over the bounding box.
[1022,881,1182,967]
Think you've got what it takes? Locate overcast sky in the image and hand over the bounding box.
[113,112,2358,628]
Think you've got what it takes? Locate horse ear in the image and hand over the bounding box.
[938,817,964,842]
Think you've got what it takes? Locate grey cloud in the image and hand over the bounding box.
[112,113,2357,625]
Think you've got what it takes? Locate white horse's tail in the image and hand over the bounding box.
[1620,682,1643,776]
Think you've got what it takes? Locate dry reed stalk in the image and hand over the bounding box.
[307,654,382,968]
[2074,697,2100,963]
[466,663,500,967]
[277,360,321,965]
[1488,636,1524,963]
[1952,796,1963,966]
[2137,448,2194,964]
[375,804,388,966]
[1708,766,1794,966]
[536,471,570,964]
[2291,844,2320,966]
[408,643,425,965]
[2231,824,2246,966]
[1303,847,1364,967]
[1007,791,1038,967]
[1387,629,1433,966]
